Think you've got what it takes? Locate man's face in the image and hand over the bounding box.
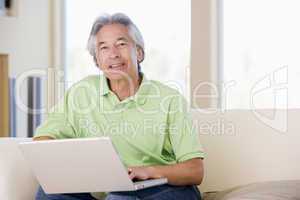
[95,23,143,81]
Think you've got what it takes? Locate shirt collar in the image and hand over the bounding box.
[131,74,150,105]
[99,73,151,105]
[99,75,110,96]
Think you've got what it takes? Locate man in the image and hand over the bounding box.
[34,13,205,200]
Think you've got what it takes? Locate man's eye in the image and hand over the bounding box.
[118,42,127,47]
[100,46,108,50]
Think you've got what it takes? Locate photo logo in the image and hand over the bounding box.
[250,66,288,133]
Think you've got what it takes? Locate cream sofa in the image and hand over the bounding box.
[1,137,300,200]
[1,109,300,199]
[0,138,38,200]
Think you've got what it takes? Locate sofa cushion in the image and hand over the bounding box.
[212,180,300,200]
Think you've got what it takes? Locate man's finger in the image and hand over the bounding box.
[127,168,133,174]
[128,171,135,180]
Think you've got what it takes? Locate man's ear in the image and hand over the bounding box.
[136,46,144,63]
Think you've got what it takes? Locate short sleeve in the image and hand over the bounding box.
[34,92,76,139]
[167,94,205,162]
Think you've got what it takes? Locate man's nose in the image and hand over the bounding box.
[109,46,121,59]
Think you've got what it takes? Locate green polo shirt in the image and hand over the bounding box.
[34,74,205,167]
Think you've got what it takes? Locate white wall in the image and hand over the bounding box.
[191,0,219,109]
[0,0,50,137]
[193,109,300,192]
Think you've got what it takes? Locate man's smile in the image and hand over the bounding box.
[108,63,126,70]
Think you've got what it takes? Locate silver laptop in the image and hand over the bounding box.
[18,137,167,194]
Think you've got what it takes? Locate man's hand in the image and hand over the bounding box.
[128,166,163,181]
[128,166,149,180]
[127,158,204,186]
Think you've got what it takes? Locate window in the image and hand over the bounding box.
[221,0,300,109]
[65,0,191,96]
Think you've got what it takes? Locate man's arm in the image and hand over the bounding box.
[128,158,204,186]
[33,136,55,141]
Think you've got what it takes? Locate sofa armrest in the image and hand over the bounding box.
[0,138,38,200]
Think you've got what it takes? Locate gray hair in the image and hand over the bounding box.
[87,13,145,70]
